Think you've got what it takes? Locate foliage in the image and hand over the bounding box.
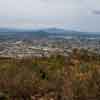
[0,55,65,99]
[64,48,100,100]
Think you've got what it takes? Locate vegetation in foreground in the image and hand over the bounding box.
[0,55,65,100]
[0,49,100,100]
[64,49,100,100]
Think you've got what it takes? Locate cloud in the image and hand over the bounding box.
[0,0,80,26]
[0,0,100,31]
[92,10,100,15]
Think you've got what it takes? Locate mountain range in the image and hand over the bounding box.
[0,27,100,40]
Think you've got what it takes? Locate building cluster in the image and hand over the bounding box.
[0,37,100,58]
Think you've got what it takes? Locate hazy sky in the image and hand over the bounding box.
[0,0,100,32]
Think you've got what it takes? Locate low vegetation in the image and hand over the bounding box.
[64,48,100,100]
[0,49,100,100]
[0,55,65,100]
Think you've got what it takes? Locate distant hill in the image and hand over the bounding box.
[0,27,67,34]
[0,27,100,40]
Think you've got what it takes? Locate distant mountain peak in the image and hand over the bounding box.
[42,27,66,33]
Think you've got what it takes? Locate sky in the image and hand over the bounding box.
[0,0,100,32]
